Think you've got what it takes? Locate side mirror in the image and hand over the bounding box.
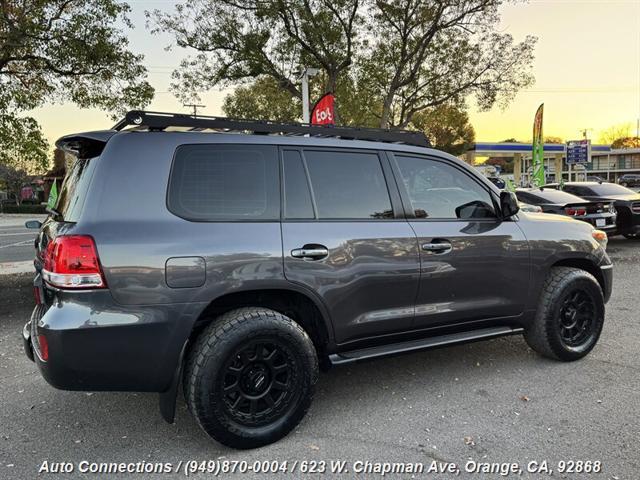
[500,191,520,219]
[25,220,42,230]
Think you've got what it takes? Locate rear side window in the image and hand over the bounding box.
[303,150,393,219]
[167,144,279,221]
[55,155,98,223]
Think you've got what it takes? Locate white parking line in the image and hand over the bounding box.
[0,232,36,237]
[0,260,33,275]
[0,240,33,249]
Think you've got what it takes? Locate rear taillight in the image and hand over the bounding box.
[42,235,106,289]
[565,207,586,216]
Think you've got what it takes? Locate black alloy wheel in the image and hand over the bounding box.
[221,339,300,427]
[558,290,597,347]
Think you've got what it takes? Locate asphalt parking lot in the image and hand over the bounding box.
[0,214,46,268]
[0,238,638,479]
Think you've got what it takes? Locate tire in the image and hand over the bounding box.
[621,182,628,187]
[524,267,604,361]
[184,307,318,449]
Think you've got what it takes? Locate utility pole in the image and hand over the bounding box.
[578,128,592,140]
[299,67,319,123]
[183,103,206,117]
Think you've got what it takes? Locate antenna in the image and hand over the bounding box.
[183,103,206,117]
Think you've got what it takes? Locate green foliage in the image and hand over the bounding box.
[0,203,47,214]
[611,137,640,149]
[0,115,49,172]
[223,78,302,122]
[149,0,536,129]
[409,104,475,156]
[147,0,359,103]
[0,0,154,173]
[0,0,154,116]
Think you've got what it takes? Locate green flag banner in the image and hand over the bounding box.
[47,180,58,210]
[532,103,545,187]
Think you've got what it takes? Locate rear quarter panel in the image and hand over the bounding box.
[77,132,285,306]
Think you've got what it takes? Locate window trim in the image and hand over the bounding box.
[166,143,281,223]
[388,152,502,222]
[280,146,404,222]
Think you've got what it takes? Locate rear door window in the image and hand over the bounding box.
[302,149,393,219]
[167,144,279,221]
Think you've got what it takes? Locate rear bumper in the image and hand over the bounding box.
[23,289,205,392]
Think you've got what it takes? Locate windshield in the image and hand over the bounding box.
[587,183,636,196]
[53,155,98,222]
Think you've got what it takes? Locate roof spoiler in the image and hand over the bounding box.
[55,130,116,158]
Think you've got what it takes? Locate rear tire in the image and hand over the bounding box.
[524,267,604,361]
[184,307,318,449]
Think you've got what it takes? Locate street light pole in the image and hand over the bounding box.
[300,67,319,123]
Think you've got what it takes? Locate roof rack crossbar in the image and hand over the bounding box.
[112,110,430,148]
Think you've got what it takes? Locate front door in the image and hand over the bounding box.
[280,147,420,345]
[389,153,530,330]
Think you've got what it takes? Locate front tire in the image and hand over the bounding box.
[524,267,604,361]
[184,307,318,449]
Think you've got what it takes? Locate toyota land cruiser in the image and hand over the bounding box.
[23,111,613,449]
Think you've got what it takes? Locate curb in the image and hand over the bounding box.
[0,261,34,275]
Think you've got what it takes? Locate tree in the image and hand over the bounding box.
[611,137,640,149]
[484,156,512,173]
[544,136,564,144]
[1,0,154,171]
[147,0,359,104]
[409,103,475,155]
[362,1,536,127]
[223,77,302,122]
[0,164,29,205]
[0,114,48,172]
[148,0,536,129]
[599,123,632,146]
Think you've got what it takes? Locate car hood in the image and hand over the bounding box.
[521,211,581,223]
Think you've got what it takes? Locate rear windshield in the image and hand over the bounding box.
[522,189,584,204]
[586,183,635,196]
[54,155,98,222]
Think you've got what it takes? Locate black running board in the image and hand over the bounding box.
[329,326,524,365]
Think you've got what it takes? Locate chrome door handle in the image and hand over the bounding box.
[422,241,452,254]
[291,247,329,260]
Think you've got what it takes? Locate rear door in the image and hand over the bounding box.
[388,153,530,330]
[280,147,420,345]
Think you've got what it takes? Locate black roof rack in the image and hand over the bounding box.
[112,110,430,148]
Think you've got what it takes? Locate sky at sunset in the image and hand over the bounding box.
[27,0,640,148]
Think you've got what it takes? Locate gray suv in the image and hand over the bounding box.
[23,111,613,449]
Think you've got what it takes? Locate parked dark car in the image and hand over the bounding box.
[515,188,617,233]
[486,176,506,189]
[617,174,640,188]
[587,175,607,183]
[543,182,640,239]
[23,111,613,449]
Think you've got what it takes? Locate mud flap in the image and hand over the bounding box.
[159,341,188,424]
